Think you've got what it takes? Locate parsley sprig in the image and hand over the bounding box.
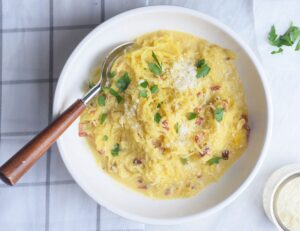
[268,23,300,54]
[149,51,163,75]
[214,107,224,122]
[111,143,120,156]
[196,59,211,78]
[116,72,131,92]
[207,156,222,165]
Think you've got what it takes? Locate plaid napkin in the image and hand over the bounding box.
[0,0,271,230]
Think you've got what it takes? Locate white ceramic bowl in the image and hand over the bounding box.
[53,6,272,224]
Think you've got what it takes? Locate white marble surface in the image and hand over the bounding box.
[1,0,299,230]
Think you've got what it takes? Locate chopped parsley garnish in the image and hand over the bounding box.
[180,158,188,165]
[149,51,163,75]
[108,71,116,78]
[140,80,148,88]
[100,113,107,125]
[187,112,197,120]
[150,85,159,94]
[214,107,224,122]
[102,135,108,141]
[139,90,148,98]
[271,48,283,54]
[88,81,95,89]
[157,103,161,108]
[154,112,162,123]
[296,40,300,51]
[109,88,123,103]
[268,23,300,54]
[207,156,222,165]
[116,72,131,92]
[97,95,106,106]
[175,122,179,133]
[111,143,120,156]
[196,59,211,78]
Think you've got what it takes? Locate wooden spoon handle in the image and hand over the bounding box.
[0,99,86,185]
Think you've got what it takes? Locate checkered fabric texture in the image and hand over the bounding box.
[0,0,254,230]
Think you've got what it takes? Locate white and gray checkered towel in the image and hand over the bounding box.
[3,0,295,231]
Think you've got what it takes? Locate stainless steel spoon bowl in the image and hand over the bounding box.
[0,42,134,185]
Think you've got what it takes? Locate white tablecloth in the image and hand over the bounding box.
[1,0,299,230]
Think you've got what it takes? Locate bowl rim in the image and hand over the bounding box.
[53,5,273,225]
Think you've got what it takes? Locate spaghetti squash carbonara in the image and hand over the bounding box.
[79,31,250,199]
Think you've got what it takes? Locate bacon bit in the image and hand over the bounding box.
[152,140,162,148]
[222,150,230,160]
[196,174,202,179]
[196,106,202,113]
[164,188,171,196]
[241,114,248,122]
[195,117,204,126]
[244,124,251,141]
[197,91,202,97]
[78,124,87,137]
[241,115,250,141]
[194,134,203,144]
[97,149,105,155]
[162,120,169,131]
[133,158,142,165]
[138,185,148,190]
[198,147,210,157]
[109,163,118,173]
[137,178,147,189]
[222,99,229,110]
[91,120,97,127]
[152,140,165,153]
[211,85,221,91]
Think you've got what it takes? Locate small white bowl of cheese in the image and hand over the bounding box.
[263,164,300,230]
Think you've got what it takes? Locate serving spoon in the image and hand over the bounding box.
[0,42,134,186]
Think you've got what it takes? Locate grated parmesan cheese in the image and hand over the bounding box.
[178,122,190,145]
[170,58,197,91]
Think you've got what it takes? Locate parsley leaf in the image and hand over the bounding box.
[196,59,211,78]
[100,113,107,125]
[139,90,148,98]
[109,88,123,103]
[148,63,162,75]
[268,25,280,46]
[111,143,120,156]
[268,23,300,54]
[175,122,179,133]
[149,51,163,75]
[296,40,300,51]
[271,48,283,54]
[197,59,205,68]
[214,107,224,122]
[157,103,161,108]
[88,81,95,89]
[140,80,148,88]
[180,158,188,165]
[187,112,197,120]
[152,51,162,68]
[108,71,116,78]
[116,72,131,92]
[207,156,222,165]
[98,95,106,106]
[154,112,162,123]
[279,24,300,46]
[102,135,108,141]
[150,85,159,94]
